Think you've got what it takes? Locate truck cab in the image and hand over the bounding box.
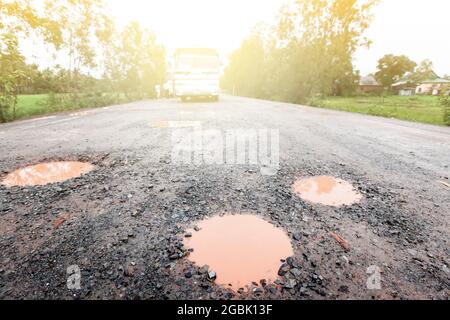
[173,48,220,102]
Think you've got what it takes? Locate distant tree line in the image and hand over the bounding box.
[222,0,449,105]
[0,0,166,122]
[374,55,442,88]
[221,0,379,103]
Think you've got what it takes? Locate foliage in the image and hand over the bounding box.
[374,54,417,87]
[410,59,437,83]
[0,1,165,123]
[222,0,378,103]
[440,93,450,126]
[104,21,166,99]
[309,95,444,125]
[221,31,267,98]
[0,33,26,121]
[48,0,114,89]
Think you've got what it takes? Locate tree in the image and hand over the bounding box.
[222,0,378,102]
[45,0,113,90]
[410,59,437,83]
[0,0,64,46]
[221,31,267,98]
[374,54,417,87]
[0,0,65,121]
[0,33,26,121]
[104,22,166,99]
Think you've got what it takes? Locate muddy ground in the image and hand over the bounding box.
[0,96,449,300]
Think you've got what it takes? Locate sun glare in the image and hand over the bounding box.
[108,0,284,55]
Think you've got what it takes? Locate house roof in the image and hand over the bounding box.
[359,75,381,86]
[392,80,416,87]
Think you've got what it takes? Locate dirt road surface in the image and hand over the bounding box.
[1,96,449,300]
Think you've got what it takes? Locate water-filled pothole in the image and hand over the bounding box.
[292,176,362,207]
[184,214,293,291]
[1,161,95,187]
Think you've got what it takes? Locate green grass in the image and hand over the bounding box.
[308,95,445,126]
[15,94,50,120]
[8,93,127,122]
[9,94,447,126]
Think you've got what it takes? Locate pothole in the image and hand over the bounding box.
[149,121,202,128]
[1,161,95,187]
[184,214,294,291]
[292,176,362,207]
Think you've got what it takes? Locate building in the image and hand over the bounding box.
[359,75,384,94]
[391,80,417,96]
[416,78,450,95]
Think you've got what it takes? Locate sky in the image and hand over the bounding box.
[25,0,450,76]
[107,0,282,56]
[354,0,450,76]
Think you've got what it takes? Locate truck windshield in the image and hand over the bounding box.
[176,54,220,73]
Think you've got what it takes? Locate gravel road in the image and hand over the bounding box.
[0,95,449,300]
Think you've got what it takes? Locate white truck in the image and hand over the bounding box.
[173,48,220,102]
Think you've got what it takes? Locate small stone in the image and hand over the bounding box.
[287,257,299,268]
[278,263,290,276]
[339,285,349,293]
[124,265,135,277]
[260,279,267,287]
[198,265,209,274]
[184,233,192,238]
[284,279,297,289]
[253,287,263,294]
[274,279,284,286]
[184,271,193,279]
[293,233,302,241]
[207,271,217,282]
[290,268,301,277]
[269,286,277,294]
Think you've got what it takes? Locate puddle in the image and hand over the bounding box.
[292,176,362,207]
[184,214,293,291]
[149,121,201,128]
[1,161,95,187]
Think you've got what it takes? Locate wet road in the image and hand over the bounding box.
[1,96,449,175]
[0,95,449,299]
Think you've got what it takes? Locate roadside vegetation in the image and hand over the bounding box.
[221,0,378,102]
[0,0,166,123]
[308,95,444,125]
[221,0,450,126]
[14,93,135,120]
[441,94,450,126]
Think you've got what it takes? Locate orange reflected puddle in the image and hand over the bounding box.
[184,214,293,291]
[1,161,95,187]
[293,176,362,207]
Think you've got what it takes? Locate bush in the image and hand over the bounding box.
[44,91,121,112]
[440,94,450,126]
